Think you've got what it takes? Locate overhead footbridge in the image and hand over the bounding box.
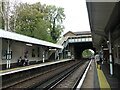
[57,31,95,59]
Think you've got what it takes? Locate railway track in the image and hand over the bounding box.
[2,60,79,89]
[3,60,90,89]
[53,60,89,89]
[26,60,89,89]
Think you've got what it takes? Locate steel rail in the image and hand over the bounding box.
[2,61,74,89]
[76,59,92,89]
[72,61,89,89]
[27,60,87,89]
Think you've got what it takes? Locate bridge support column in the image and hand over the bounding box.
[108,31,113,76]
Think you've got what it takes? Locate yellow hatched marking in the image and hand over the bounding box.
[0,59,70,73]
[96,63,111,89]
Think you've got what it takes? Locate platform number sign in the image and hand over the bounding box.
[2,50,12,60]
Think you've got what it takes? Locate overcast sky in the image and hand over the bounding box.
[19,0,90,34]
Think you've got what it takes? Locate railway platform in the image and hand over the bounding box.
[81,59,120,89]
[0,59,72,76]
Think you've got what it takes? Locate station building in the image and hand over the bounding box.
[0,29,63,69]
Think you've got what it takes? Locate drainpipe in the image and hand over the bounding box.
[108,31,113,76]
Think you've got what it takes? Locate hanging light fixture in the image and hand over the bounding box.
[26,43,32,46]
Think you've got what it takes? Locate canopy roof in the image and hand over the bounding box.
[86,2,119,49]
[0,29,63,49]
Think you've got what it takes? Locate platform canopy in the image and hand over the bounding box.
[86,1,120,49]
[0,29,63,49]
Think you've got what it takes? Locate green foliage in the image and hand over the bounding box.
[0,15,4,29]
[33,20,53,42]
[0,1,4,29]
[47,5,65,42]
[0,17,2,28]
[82,49,92,57]
[10,2,65,43]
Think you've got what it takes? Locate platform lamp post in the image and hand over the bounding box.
[108,31,113,76]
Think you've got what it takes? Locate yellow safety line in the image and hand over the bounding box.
[96,63,111,89]
[0,59,70,73]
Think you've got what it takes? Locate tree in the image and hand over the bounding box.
[47,5,65,42]
[0,0,20,30]
[82,49,92,57]
[0,0,10,30]
[0,1,3,29]
[10,2,65,43]
[10,2,53,42]
[34,21,53,42]
[9,0,20,31]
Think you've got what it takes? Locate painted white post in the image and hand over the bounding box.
[6,40,10,69]
[109,31,113,75]
[6,60,8,69]
[57,50,59,60]
[58,51,60,60]
[7,40,11,69]
[101,46,104,64]
[8,60,10,68]
[41,46,45,63]
[43,51,45,63]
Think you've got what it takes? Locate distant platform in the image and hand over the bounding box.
[0,59,72,76]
